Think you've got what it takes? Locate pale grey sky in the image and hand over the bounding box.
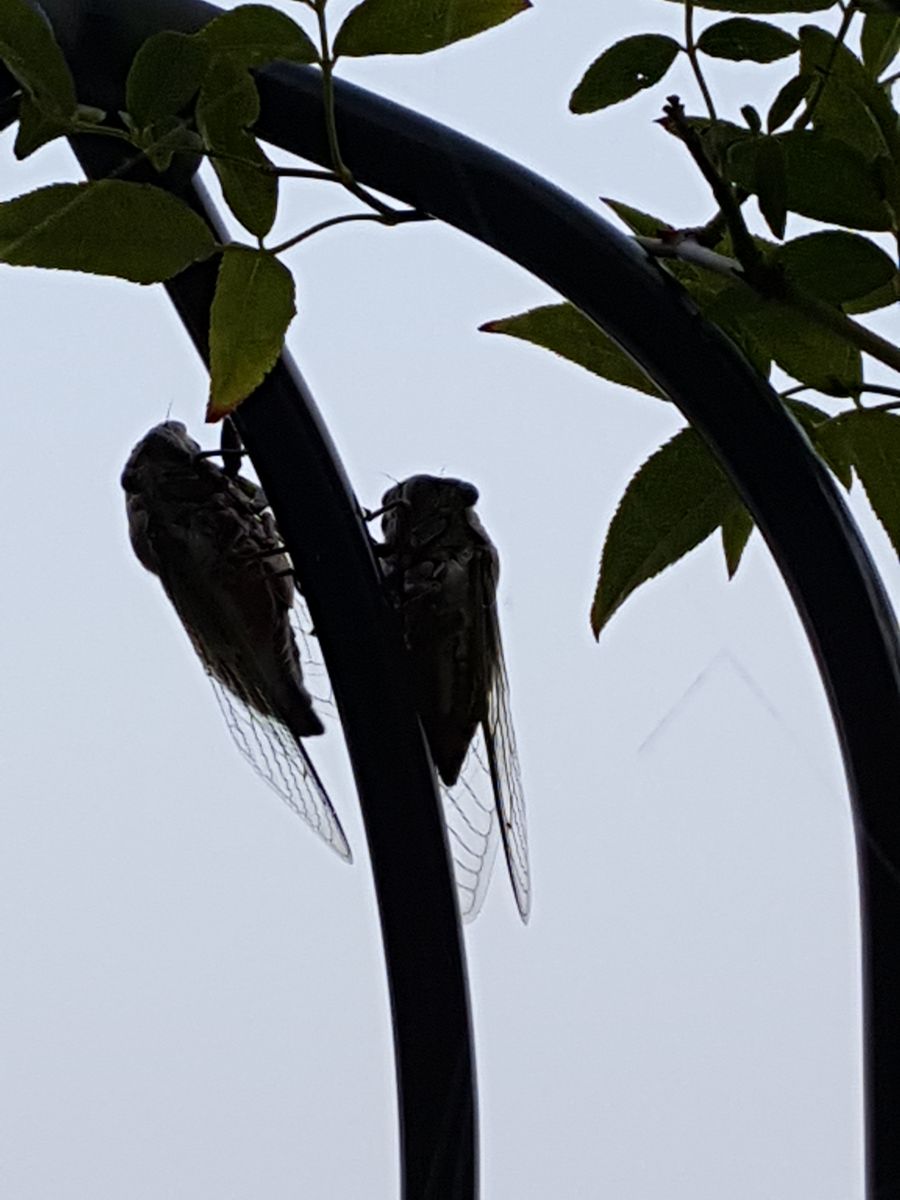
[1,2,886,1196]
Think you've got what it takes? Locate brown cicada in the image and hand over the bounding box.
[121,421,351,860]
[379,475,530,922]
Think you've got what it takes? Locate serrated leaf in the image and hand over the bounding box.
[661,0,835,10]
[800,404,853,487]
[832,410,900,553]
[208,247,296,419]
[601,197,671,237]
[197,60,276,238]
[333,0,530,57]
[0,0,77,144]
[767,72,811,131]
[700,281,859,392]
[749,301,862,393]
[728,130,893,229]
[861,13,900,77]
[774,230,896,303]
[698,18,798,62]
[197,4,317,67]
[480,304,662,399]
[754,135,787,237]
[0,181,216,282]
[699,285,773,379]
[721,504,754,577]
[591,428,740,637]
[125,31,209,129]
[570,34,679,114]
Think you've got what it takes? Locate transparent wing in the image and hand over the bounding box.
[207,671,352,860]
[483,616,531,922]
[440,732,502,922]
[178,583,350,862]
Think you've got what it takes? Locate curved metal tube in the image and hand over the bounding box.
[23,0,900,1193]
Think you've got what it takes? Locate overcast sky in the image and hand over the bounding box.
[1,2,891,1196]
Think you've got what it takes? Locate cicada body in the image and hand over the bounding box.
[121,421,351,860]
[379,475,530,922]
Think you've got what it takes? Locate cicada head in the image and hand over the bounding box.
[381,474,480,554]
[121,421,202,495]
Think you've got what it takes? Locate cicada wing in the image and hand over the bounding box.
[288,595,335,715]
[176,591,351,862]
[206,673,351,860]
[482,598,531,923]
[440,733,502,922]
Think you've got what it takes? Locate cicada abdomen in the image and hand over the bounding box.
[121,421,351,861]
[379,475,530,921]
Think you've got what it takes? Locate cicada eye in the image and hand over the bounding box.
[455,481,479,507]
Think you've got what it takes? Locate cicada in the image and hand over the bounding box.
[379,475,530,922]
[121,421,351,860]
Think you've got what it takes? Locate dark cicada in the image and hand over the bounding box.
[380,475,530,921]
[121,421,351,860]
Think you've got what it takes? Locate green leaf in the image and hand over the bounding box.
[0,181,216,282]
[601,197,670,237]
[754,135,787,237]
[570,34,680,113]
[698,18,798,62]
[796,401,853,487]
[832,410,900,553]
[699,281,860,393]
[480,304,662,399]
[591,427,740,638]
[699,285,773,380]
[208,247,296,419]
[197,4,317,66]
[741,103,763,132]
[197,60,276,238]
[661,0,835,10]
[767,72,811,131]
[749,300,862,393]
[861,12,900,77]
[14,93,70,159]
[774,230,896,303]
[333,0,530,57]
[0,0,76,111]
[843,270,900,314]
[799,26,900,159]
[0,0,77,155]
[721,504,754,577]
[728,130,893,229]
[125,31,209,129]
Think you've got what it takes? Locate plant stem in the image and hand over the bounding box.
[313,0,399,218]
[268,208,427,255]
[661,95,762,276]
[684,0,717,122]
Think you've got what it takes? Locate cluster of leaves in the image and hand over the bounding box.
[0,0,530,417]
[484,0,900,636]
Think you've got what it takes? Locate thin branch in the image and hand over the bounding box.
[660,95,763,276]
[683,0,717,121]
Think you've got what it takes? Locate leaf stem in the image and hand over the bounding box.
[684,0,717,122]
[268,208,427,255]
[312,0,404,218]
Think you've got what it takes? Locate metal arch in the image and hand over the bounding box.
[19,0,900,1193]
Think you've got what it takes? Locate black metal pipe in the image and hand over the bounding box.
[28,0,900,1193]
